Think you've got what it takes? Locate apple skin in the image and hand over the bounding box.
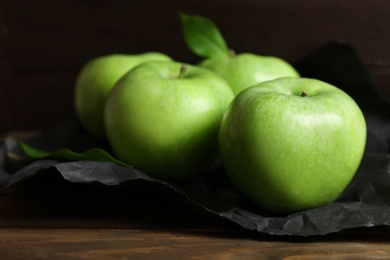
[104,61,234,180]
[199,53,300,96]
[219,77,367,213]
[74,52,172,140]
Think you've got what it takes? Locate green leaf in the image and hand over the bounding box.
[19,142,131,168]
[180,12,230,59]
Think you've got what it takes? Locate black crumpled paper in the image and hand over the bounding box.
[2,42,390,236]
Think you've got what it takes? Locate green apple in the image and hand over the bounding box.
[104,61,234,180]
[219,77,367,213]
[180,12,299,96]
[74,52,172,140]
[199,53,300,95]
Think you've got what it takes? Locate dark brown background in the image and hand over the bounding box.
[1,0,390,133]
[2,2,390,257]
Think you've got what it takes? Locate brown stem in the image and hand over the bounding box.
[178,64,188,78]
[301,91,308,97]
[228,49,236,57]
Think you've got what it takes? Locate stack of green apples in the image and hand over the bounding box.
[74,13,366,213]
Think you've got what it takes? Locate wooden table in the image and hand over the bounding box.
[1,171,390,259]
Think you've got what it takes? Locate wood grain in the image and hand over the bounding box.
[0,228,390,259]
[1,179,390,259]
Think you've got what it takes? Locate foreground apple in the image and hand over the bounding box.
[74,52,172,140]
[219,77,367,213]
[104,61,234,180]
[180,13,299,95]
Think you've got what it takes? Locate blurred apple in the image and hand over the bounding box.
[199,52,299,95]
[74,52,172,140]
[180,12,299,95]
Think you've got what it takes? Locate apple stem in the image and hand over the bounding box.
[228,49,236,57]
[301,91,307,97]
[178,64,188,78]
